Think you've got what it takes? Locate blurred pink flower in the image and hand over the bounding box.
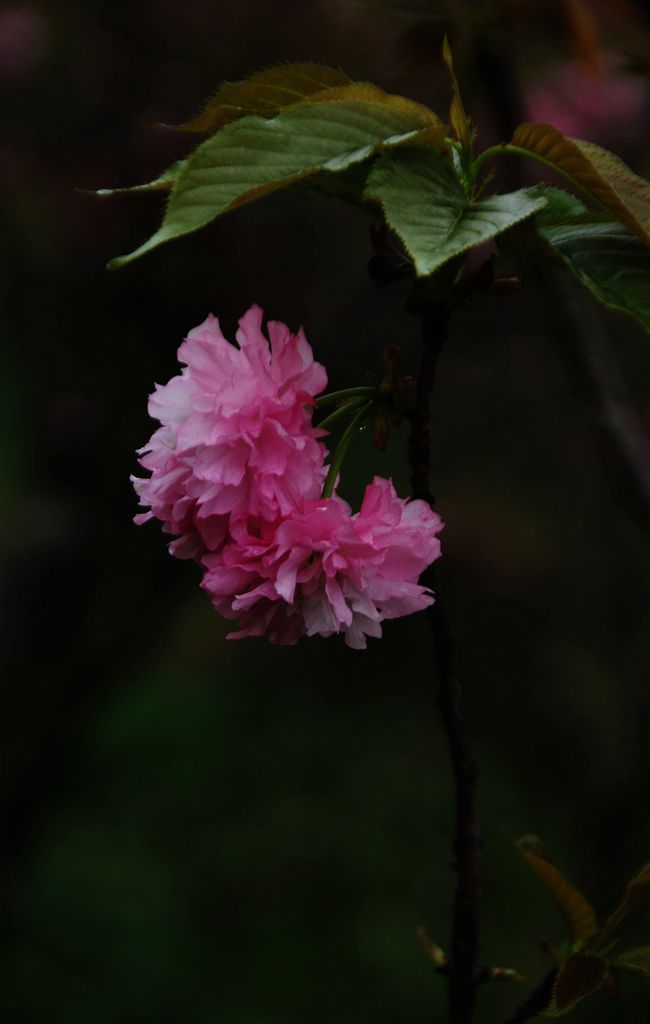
[133,305,328,559]
[527,57,647,144]
[201,478,443,649]
[0,6,48,81]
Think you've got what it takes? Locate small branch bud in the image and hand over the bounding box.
[416,927,450,974]
[491,275,523,297]
[478,965,528,985]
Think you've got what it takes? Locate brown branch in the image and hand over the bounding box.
[408,307,445,505]
[409,304,481,1024]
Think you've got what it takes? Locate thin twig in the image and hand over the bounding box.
[409,305,481,1024]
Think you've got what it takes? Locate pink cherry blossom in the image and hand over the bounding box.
[201,477,443,649]
[133,305,328,559]
[133,307,445,646]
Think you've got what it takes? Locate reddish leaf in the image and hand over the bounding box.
[517,835,599,942]
[545,953,609,1017]
[511,123,650,246]
[177,63,352,134]
[442,35,473,159]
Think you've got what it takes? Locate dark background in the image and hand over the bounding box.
[2,1,650,1021]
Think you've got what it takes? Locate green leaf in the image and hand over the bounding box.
[516,835,599,943]
[292,156,376,205]
[540,216,650,333]
[535,186,587,227]
[511,123,650,246]
[96,159,186,196]
[617,947,650,969]
[614,946,650,982]
[176,63,353,133]
[544,953,609,1017]
[108,85,445,268]
[594,864,650,948]
[364,147,546,277]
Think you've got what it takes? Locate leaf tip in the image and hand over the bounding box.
[442,32,452,66]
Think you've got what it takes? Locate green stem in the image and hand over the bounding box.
[315,386,377,409]
[317,396,368,432]
[322,400,375,499]
[471,144,607,207]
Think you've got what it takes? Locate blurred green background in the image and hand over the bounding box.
[2,1,650,1021]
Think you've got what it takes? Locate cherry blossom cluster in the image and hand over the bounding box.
[133,305,443,648]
